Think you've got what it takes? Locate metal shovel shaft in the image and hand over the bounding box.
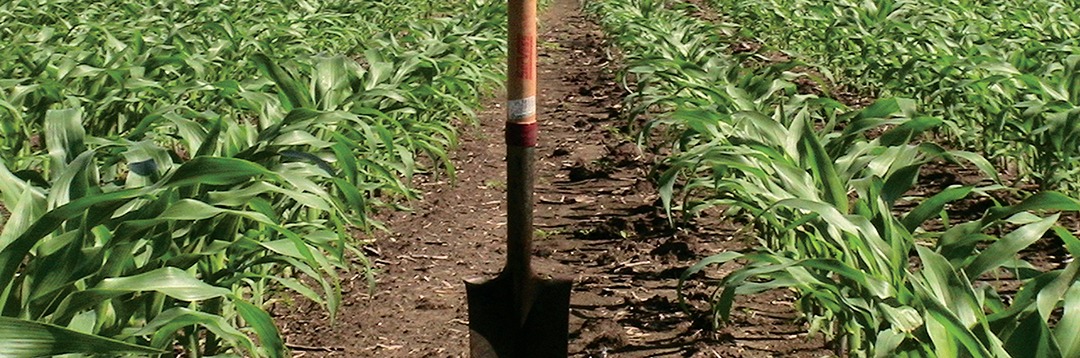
[505,145,537,323]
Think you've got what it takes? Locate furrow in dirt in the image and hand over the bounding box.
[277,0,831,356]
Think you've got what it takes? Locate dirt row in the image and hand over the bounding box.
[277,0,833,356]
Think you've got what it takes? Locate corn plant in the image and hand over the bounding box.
[680,196,1080,357]
[705,0,1080,194]
[0,104,359,356]
[663,96,1079,356]
[0,0,511,355]
[586,0,1080,356]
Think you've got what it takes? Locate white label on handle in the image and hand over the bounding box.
[507,96,536,121]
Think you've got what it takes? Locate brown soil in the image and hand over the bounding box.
[276,0,832,357]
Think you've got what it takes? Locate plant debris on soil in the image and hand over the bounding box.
[275,0,834,356]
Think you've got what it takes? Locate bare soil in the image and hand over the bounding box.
[275,0,833,356]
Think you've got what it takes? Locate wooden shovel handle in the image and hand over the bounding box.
[505,0,538,147]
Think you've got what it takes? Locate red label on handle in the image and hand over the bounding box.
[505,122,538,147]
[514,35,535,80]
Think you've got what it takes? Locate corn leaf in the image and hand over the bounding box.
[901,186,973,232]
[94,267,231,301]
[164,157,274,188]
[963,215,1057,279]
[0,316,163,357]
[234,299,287,358]
[1055,283,1080,358]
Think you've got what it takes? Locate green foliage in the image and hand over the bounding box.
[0,316,163,357]
[586,0,1080,356]
[0,0,510,355]
[709,0,1080,193]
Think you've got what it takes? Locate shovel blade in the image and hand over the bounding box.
[465,275,572,358]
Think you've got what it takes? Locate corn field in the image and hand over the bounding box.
[2,0,1079,356]
[584,0,1080,356]
[711,0,1080,193]
[0,0,507,355]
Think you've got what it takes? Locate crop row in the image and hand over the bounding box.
[709,0,1080,194]
[0,0,508,356]
[586,0,1080,356]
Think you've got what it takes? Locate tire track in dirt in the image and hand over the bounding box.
[278,0,831,356]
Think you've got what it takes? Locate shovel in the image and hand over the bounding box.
[464,0,572,356]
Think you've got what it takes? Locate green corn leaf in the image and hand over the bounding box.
[984,192,1080,224]
[873,329,908,357]
[1035,250,1080,323]
[157,199,230,221]
[901,186,973,232]
[775,198,863,238]
[681,251,744,282]
[133,307,256,352]
[196,117,223,158]
[1004,312,1062,358]
[313,55,351,110]
[986,269,1064,325]
[264,275,324,307]
[800,121,848,213]
[234,299,287,358]
[1055,283,1080,358]
[50,289,132,327]
[272,130,333,148]
[164,157,274,188]
[946,150,1002,185]
[45,150,95,210]
[43,108,87,174]
[658,166,680,222]
[94,267,231,301]
[26,232,102,305]
[122,140,173,182]
[257,108,322,143]
[0,188,147,303]
[917,144,1001,184]
[800,259,893,299]
[878,116,943,147]
[917,246,984,327]
[162,114,208,152]
[0,188,46,251]
[856,98,912,120]
[964,214,1057,284]
[918,286,994,358]
[877,303,922,333]
[678,251,743,312]
[0,316,163,357]
[881,164,921,205]
[253,53,313,110]
[207,181,332,212]
[0,161,43,211]
[836,117,889,144]
[714,286,738,324]
[1052,226,1080,258]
